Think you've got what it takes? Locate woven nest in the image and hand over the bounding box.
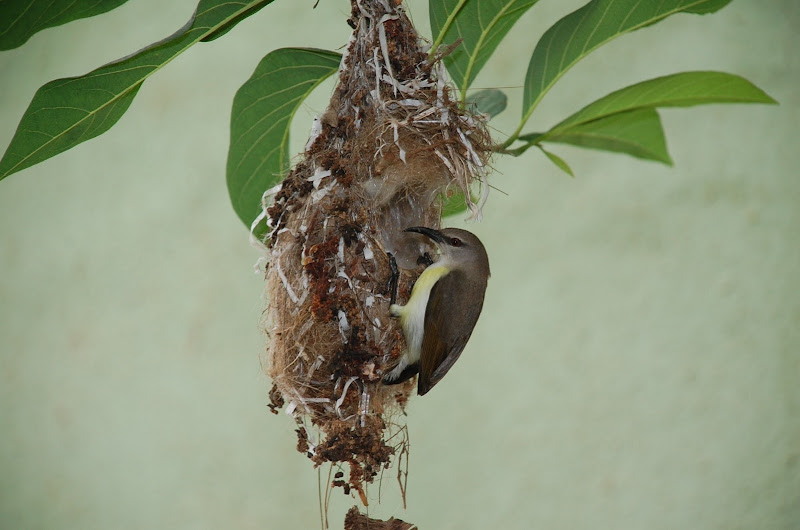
[262,0,491,502]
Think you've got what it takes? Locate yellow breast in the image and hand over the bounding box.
[390,264,450,364]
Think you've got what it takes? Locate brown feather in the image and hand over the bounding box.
[418,270,486,395]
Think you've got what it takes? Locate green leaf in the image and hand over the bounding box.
[0,0,130,51]
[440,187,489,218]
[548,71,777,134]
[227,48,341,232]
[201,1,269,42]
[538,145,574,177]
[430,0,541,98]
[0,0,275,182]
[441,188,469,218]
[520,0,733,135]
[517,132,542,143]
[518,71,775,164]
[546,108,672,164]
[465,88,508,119]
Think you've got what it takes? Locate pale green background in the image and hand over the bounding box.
[1,1,797,528]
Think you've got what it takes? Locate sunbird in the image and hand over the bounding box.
[384,227,490,395]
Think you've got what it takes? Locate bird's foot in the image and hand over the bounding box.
[382,357,418,385]
[385,252,399,305]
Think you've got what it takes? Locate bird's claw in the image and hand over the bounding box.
[386,252,399,305]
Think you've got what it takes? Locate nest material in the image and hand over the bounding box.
[263,0,491,499]
[344,506,416,529]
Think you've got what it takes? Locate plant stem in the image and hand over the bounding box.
[429,0,468,60]
[492,141,538,157]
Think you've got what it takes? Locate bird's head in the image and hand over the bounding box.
[404,226,490,276]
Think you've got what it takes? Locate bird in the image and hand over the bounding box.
[383,227,490,395]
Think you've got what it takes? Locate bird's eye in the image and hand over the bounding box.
[450,237,462,247]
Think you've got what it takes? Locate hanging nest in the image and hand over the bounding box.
[262,0,491,502]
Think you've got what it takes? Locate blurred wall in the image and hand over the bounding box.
[0,0,797,528]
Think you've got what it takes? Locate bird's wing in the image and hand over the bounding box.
[418,271,485,395]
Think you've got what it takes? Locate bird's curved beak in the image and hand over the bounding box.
[405,226,447,244]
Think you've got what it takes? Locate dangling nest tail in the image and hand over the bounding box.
[261,0,491,502]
